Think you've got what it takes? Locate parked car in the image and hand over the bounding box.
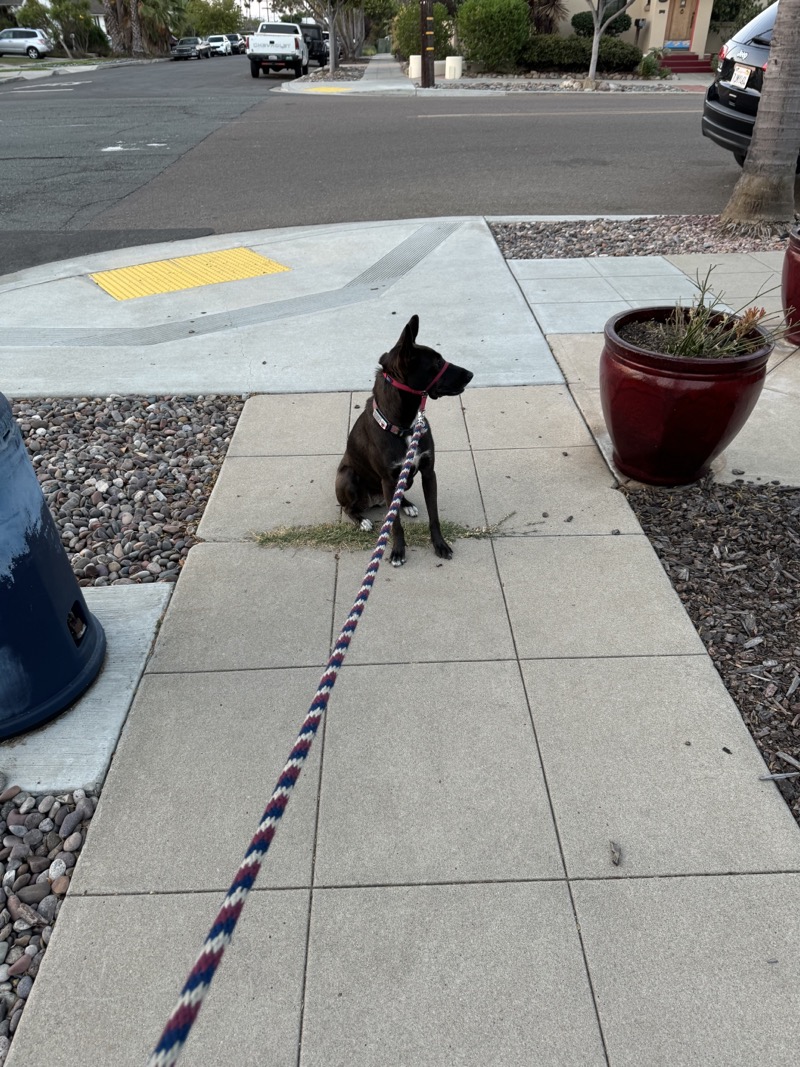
[0,27,54,59]
[225,33,246,54]
[246,22,309,79]
[299,21,327,67]
[170,36,212,60]
[701,1,786,168]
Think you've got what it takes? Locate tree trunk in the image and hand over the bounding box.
[328,1,338,73]
[130,0,145,56]
[720,0,800,228]
[102,0,126,53]
[586,0,636,83]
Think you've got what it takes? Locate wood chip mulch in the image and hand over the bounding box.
[624,477,800,821]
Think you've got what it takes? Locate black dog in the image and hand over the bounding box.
[335,315,473,567]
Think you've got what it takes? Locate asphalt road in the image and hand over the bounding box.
[0,57,740,274]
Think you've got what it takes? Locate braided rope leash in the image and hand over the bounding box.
[147,412,427,1067]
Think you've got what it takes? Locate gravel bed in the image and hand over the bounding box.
[625,480,800,820]
[415,75,684,92]
[303,61,367,82]
[0,781,97,1063]
[491,215,793,259]
[11,395,244,587]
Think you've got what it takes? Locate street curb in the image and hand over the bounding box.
[0,57,166,84]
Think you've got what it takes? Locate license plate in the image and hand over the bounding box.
[268,54,278,60]
[730,63,752,89]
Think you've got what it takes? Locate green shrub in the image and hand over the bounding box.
[521,33,587,71]
[637,46,669,78]
[571,9,632,37]
[522,32,641,72]
[456,0,530,72]
[392,1,453,60]
[596,36,641,71]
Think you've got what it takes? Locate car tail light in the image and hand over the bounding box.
[295,36,300,48]
[718,44,727,61]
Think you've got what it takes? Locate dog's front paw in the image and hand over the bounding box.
[360,518,374,532]
[390,550,406,567]
[402,504,419,517]
[433,540,453,561]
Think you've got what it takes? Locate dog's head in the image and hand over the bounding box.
[379,316,473,399]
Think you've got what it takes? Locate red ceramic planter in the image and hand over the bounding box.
[781,228,800,345]
[600,307,772,486]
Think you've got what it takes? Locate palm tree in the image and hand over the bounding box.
[720,0,800,228]
[101,0,126,51]
[129,0,145,53]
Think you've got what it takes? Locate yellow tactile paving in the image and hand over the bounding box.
[89,248,290,301]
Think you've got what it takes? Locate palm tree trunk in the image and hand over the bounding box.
[720,0,800,227]
[102,0,126,53]
[129,0,145,56]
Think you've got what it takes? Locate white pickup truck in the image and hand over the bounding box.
[246,22,309,79]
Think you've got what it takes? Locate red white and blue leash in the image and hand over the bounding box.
[147,410,428,1066]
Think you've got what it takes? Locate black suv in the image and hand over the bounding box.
[701,1,779,167]
[300,22,327,67]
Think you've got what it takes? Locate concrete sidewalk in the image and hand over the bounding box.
[2,217,800,1065]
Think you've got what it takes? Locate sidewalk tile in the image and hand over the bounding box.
[6,890,308,1067]
[71,669,324,894]
[196,455,341,540]
[546,334,602,386]
[665,252,768,275]
[420,394,470,451]
[474,447,638,535]
[333,538,514,665]
[522,656,800,878]
[461,384,593,449]
[532,301,630,334]
[573,874,800,1067]
[301,882,606,1066]
[714,384,800,486]
[589,256,685,278]
[314,661,563,886]
[517,276,620,304]
[146,543,336,672]
[227,392,352,456]
[608,276,699,301]
[494,535,704,659]
[508,257,600,280]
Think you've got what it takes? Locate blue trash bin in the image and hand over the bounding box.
[0,393,106,738]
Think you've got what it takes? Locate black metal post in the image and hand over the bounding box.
[420,0,434,88]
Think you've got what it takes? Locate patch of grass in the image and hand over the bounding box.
[255,515,514,551]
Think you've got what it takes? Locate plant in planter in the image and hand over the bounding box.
[599,271,793,486]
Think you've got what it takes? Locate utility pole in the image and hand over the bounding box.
[420,0,434,88]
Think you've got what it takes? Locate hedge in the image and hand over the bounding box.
[522,33,642,72]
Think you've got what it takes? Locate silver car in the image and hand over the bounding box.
[0,27,54,59]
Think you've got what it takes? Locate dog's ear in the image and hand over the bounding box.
[381,315,420,375]
[402,315,420,346]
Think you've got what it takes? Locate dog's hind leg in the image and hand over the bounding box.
[336,465,374,532]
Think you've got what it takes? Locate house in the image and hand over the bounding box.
[560,0,768,68]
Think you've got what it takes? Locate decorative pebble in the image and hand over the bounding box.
[47,859,66,882]
[36,897,57,924]
[62,832,82,854]
[16,884,49,907]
